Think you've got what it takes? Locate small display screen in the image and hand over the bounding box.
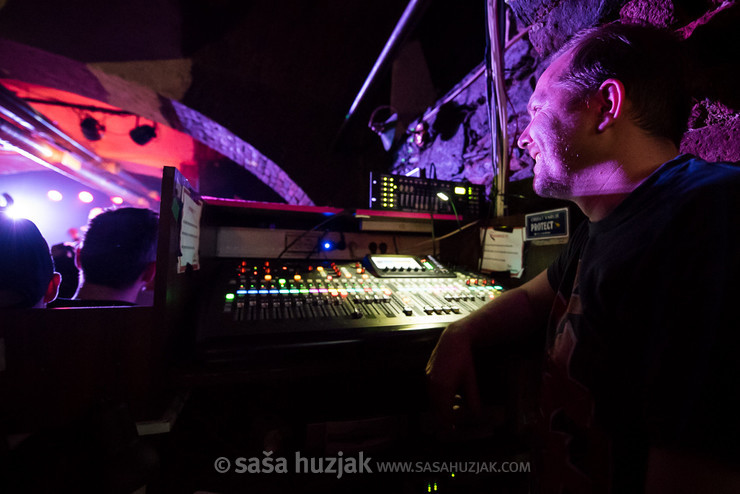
[371,256,423,271]
[364,254,454,278]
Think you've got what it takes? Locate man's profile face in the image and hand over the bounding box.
[517,50,599,200]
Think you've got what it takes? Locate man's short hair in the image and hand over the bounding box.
[554,22,691,147]
[0,213,54,308]
[78,208,159,289]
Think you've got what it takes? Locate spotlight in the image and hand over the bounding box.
[129,122,157,145]
[2,198,40,221]
[368,106,398,151]
[78,191,94,203]
[80,116,105,141]
[88,207,104,219]
[47,190,63,202]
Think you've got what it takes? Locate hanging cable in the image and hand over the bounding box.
[276,210,351,259]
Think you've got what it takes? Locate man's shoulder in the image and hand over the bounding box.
[653,155,740,206]
[662,154,740,185]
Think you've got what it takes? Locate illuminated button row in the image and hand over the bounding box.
[246,271,373,283]
[236,276,381,293]
[227,285,394,300]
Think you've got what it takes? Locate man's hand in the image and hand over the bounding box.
[425,271,554,430]
[426,321,483,429]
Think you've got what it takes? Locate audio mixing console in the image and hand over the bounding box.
[195,255,503,363]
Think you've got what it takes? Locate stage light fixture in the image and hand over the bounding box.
[78,191,94,203]
[80,116,105,141]
[47,190,63,202]
[88,207,104,219]
[368,106,398,151]
[129,120,157,145]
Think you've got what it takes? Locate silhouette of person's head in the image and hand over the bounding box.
[0,213,61,308]
[51,243,79,299]
[75,207,158,304]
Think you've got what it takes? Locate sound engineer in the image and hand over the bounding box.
[426,23,740,493]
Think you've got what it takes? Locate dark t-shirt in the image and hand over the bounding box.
[541,154,740,492]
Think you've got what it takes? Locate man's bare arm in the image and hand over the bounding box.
[425,270,555,426]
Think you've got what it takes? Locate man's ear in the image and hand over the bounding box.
[74,246,82,270]
[594,78,626,132]
[44,272,62,304]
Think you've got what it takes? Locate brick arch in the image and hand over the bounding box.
[0,38,314,205]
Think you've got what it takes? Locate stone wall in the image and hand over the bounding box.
[389,0,740,205]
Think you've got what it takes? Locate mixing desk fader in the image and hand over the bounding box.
[196,255,503,362]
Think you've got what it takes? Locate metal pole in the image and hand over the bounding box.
[485,0,508,217]
[337,0,430,137]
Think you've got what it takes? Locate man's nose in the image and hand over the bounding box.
[517,121,532,150]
